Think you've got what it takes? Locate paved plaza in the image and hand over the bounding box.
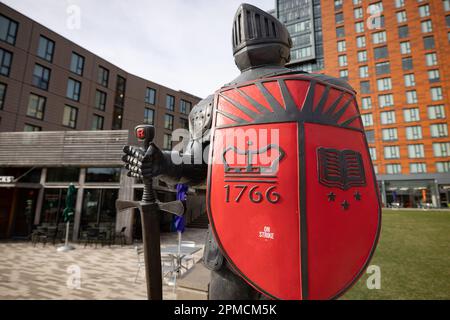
[0,228,207,300]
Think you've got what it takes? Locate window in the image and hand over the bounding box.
[144,108,154,125]
[95,90,106,111]
[145,87,156,105]
[430,87,443,101]
[32,64,51,90]
[398,25,409,39]
[404,74,415,87]
[337,40,346,52]
[400,41,411,54]
[372,31,386,44]
[336,26,345,38]
[406,90,418,104]
[377,78,392,91]
[395,0,405,8]
[380,111,396,124]
[97,66,109,87]
[382,128,398,141]
[430,123,448,137]
[365,130,375,143]
[335,13,344,24]
[433,142,450,157]
[0,48,12,76]
[423,36,435,50]
[180,118,189,130]
[369,147,377,160]
[37,36,54,62]
[376,61,390,75]
[66,78,81,101]
[62,105,78,128]
[166,95,175,111]
[419,5,430,17]
[292,47,312,60]
[361,114,373,127]
[378,94,394,108]
[0,14,18,45]
[360,81,370,94]
[386,164,402,174]
[26,94,46,120]
[112,106,123,130]
[396,11,407,23]
[353,0,362,5]
[368,2,383,14]
[338,55,347,67]
[374,46,388,60]
[339,69,348,79]
[334,0,343,10]
[402,57,413,71]
[421,20,433,33]
[115,76,126,107]
[408,144,425,158]
[410,163,427,174]
[85,168,120,183]
[404,108,420,122]
[164,113,174,130]
[163,133,172,150]
[406,126,423,140]
[357,50,367,62]
[359,66,369,78]
[446,15,450,27]
[355,22,364,33]
[361,97,372,110]
[24,124,42,131]
[445,0,450,11]
[425,53,438,66]
[354,8,363,19]
[180,99,191,114]
[70,52,84,75]
[384,146,400,159]
[91,114,104,130]
[0,82,5,109]
[436,162,450,173]
[356,36,366,48]
[428,105,446,120]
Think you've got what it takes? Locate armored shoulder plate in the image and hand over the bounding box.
[189,95,214,141]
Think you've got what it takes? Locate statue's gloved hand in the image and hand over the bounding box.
[122,143,166,180]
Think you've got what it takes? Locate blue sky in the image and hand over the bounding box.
[4,0,275,98]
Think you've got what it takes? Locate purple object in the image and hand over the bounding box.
[174,184,188,232]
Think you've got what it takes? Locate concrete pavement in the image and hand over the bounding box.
[0,228,207,300]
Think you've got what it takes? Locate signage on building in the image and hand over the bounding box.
[0,176,14,183]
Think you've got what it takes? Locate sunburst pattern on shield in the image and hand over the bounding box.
[207,74,381,300]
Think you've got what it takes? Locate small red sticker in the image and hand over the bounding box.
[137,128,145,139]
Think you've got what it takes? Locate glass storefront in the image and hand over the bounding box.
[385,180,433,208]
[85,167,120,183]
[46,167,80,183]
[80,189,118,235]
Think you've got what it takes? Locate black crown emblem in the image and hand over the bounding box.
[222,141,285,175]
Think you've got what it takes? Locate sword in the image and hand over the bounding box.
[116,124,184,300]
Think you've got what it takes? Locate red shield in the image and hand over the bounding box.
[207,75,381,300]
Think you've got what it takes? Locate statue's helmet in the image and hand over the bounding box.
[232,3,292,72]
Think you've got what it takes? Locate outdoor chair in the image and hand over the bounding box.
[31,227,48,247]
[114,227,126,246]
[134,246,177,287]
[180,240,196,269]
[84,228,100,248]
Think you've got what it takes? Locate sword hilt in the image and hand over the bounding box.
[135,124,156,203]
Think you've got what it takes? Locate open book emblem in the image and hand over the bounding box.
[318,148,366,190]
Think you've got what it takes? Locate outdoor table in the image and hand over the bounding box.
[160,245,202,273]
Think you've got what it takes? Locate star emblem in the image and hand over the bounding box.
[354,191,361,201]
[341,200,350,210]
[327,192,336,202]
